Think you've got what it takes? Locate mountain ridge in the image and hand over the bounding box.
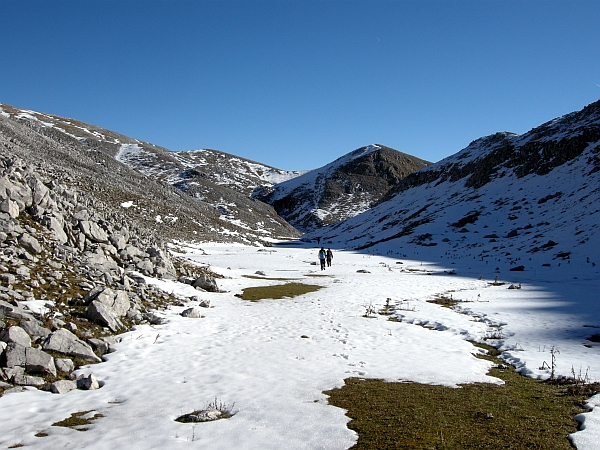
[255,144,431,231]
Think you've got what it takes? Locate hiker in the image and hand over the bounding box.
[318,247,326,270]
[326,248,333,267]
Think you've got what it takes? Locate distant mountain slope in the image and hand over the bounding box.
[310,100,600,271]
[255,144,430,231]
[115,145,304,197]
[0,103,299,243]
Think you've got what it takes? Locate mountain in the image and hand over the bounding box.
[309,99,600,271]
[116,145,305,197]
[0,103,300,244]
[254,144,430,231]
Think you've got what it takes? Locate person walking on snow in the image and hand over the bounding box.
[318,247,326,270]
[326,248,333,267]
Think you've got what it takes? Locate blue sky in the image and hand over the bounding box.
[2,0,599,170]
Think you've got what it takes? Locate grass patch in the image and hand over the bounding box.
[52,411,104,432]
[242,275,299,281]
[304,273,335,278]
[427,295,458,308]
[235,283,322,301]
[326,342,591,449]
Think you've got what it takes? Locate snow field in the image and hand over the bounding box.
[0,244,598,449]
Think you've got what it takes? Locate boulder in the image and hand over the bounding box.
[48,379,77,394]
[136,259,154,275]
[0,198,19,218]
[109,232,128,251]
[0,300,36,320]
[86,300,122,332]
[95,289,130,317]
[13,373,45,387]
[43,328,101,363]
[4,342,26,368]
[0,273,16,285]
[28,177,50,207]
[18,233,42,254]
[181,307,204,319]
[55,358,75,373]
[41,216,68,244]
[88,338,111,355]
[24,346,57,377]
[19,319,51,340]
[192,274,219,292]
[79,220,108,243]
[77,373,100,390]
[1,326,32,347]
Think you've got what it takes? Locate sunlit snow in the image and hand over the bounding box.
[0,242,597,449]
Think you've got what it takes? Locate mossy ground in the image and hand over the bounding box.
[236,283,322,301]
[51,411,104,432]
[326,343,595,449]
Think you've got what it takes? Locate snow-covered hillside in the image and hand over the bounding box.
[0,103,300,244]
[256,144,430,231]
[312,100,600,275]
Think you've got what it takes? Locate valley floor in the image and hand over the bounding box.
[0,242,598,449]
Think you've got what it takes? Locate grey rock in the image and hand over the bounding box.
[83,285,105,304]
[2,386,25,394]
[85,251,118,271]
[1,326,32,347]
[136,259,154,275]
[19,319,51,340]
[76,373,100,390]
[24,346,57,377]
[18,233,42,254]
[192,274,219,292]
[88,338,110,355]
[198,299,211,308]
[0,300,36,321]
[55,358,75,373]
[72,210,89,221]
[94,288,130,317]
[0,273,16,285]
[0,198,20,218]
[4,342,26,368]
[181,307,204,319]
[79,220,108,243]
[142,312,164,325]
[41,216,68,244]
[43,328,101,363]
[4,365,25,380]
[48,379,77,394]
[13,373,46,387]
[187,408,223,422]
[14,265,30,279]
[86,300,122,332]
[28,177,50,207]
[109,232,128,250]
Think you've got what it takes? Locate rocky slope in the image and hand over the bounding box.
[0,103,300,244]
[0,103,296,397]
[255,144,431,231]
[309,100,600,272]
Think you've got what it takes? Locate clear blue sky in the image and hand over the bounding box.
[2,0,599,170]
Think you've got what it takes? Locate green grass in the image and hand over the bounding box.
[236,283,322,301]
[325,342,594,449]
[52,411,104,432]
[242,275,299,281]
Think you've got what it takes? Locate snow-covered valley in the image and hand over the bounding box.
[1,242,598,449]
